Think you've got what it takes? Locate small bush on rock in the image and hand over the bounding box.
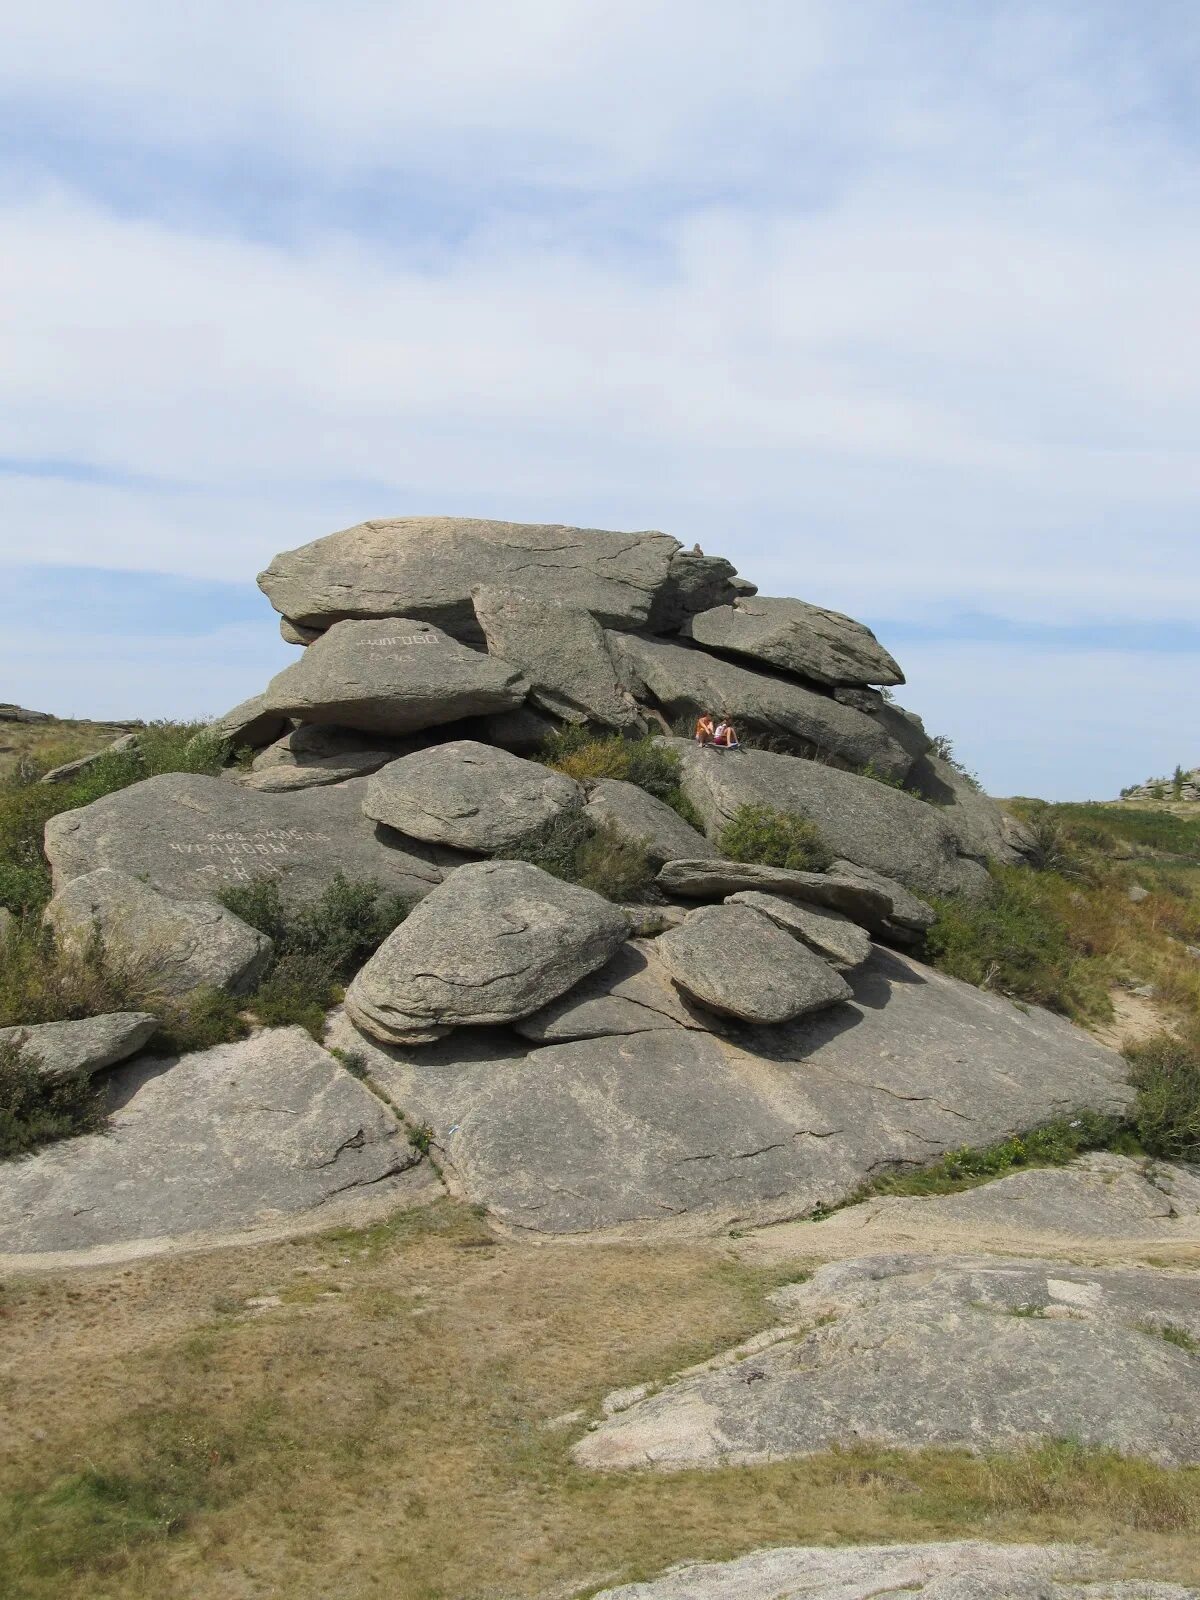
[540,730,699,824]
[1126,1031,1200,1163]
[498,811,656,902]
[0,1034,108,1159]
[718,803,834,873]
[0,923,145,1030]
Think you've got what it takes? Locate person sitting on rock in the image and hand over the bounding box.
[712,719,740,749]
[694,713,715,744]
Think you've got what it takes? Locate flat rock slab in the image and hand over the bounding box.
[684,595,905,687]
[0,1013,157,1080]
[208,693,290,750]
[584,779,717,866]
[44,772,463,907]
[363,740,582,853]
[726,890,872,971]
[589,1542,1198,1599]
[656,858,896,927]
[610,634,912,778]
[259,617,528,737]
[328,948,1132,1234]
[0,1028,421,1256]
[667,738,991,901]
[344,860,630,1043]
[515,940,708,1042]
[577,1252,1200,1469]
[46,868,272,996]
[655,904,851,1023]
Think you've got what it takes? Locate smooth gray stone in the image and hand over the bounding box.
[45,869,272,997]
[726,891,872,971]
[907,747,1036,867]
[515,940,707,1042]
[244,723,411,792]
[208,693,290,751]
[344,860,630,1044]
[646,548,740,632]
[363,740,582,853]
[655,904,851,1023]
[329,947,1132,1234]
[0,1013,157,1080]
[44,772,462,908]
[827,858,938,935]
[610,635,912,779]
[584,779,717,866]
[471,586,639,729]
[257,516,687,639]
[577,1251,1200,1470]
[684,594,905,687]
[588,1542,1199,1599]
[0,1029,420,1254]
[259,617,528,737]
[279,616,322,645]
[668,738,990,901]
[39,732,140,786]
[656,859,894,925]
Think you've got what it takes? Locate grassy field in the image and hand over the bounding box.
[0,716,138,785]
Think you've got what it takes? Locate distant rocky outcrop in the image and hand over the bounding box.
[1121,765,1200,803]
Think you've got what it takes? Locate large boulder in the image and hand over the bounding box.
[667,738,991,901]
[471,587,639,729]
[362,741,582,853]
[257,517,721,640]
[244,723,412,793]
[655,858,896,926]
[44,772,464,907]
[654,904,851,1023]
[0,1013,157,1080]
[609,634,912,778]
[0,1029,425,1258]
[344,860,630,1044]
[726,891,872,971]
[45,869,272,997]
[576,1252,1200,1470]
[584,779,717,866]
[684,595,905,687]
[258,617,528,737]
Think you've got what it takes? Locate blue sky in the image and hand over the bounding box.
[2,1,1198,799]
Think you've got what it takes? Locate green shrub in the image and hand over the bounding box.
[540,730,698,824]
[249,951,337,1039]
[0,923,145,1029]
[152,987,248,1057]
[497,810,656,902]
[1125,1033,1200,1163]
[497,808,595,881]
[0,1034,108,1159]
[718,803,834,872]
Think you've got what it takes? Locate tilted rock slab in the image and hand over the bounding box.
[726,890,872,971]
[576,1252,1200,1470]
[44,772,464,907]
[655,904,851,1023]
[827,856,938,938]
[589,1542,1199,1599]
[668,738,991,901]
[258,617,528,737]
[363,740,582,853]
[584,779,718,866]
[610,634,913,779]
[0,1013,157,1080]
[684,594,905,687]
[0,1028,422,1257]
[656,858,896,926]
[208,692,290,750]
[344,860,630,1044]
[46,868,272,996]
[514,940,708,1042]
[245,723,412,792]
[471,586,639,728]
[328,948,1132,1234]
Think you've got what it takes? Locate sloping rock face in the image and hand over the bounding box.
[0,1029,421,1257]
[344,860,630,1044]
[363,741,582,853]
[584,779,717,865]
[259,617,528,736]
[610,634,912,778]
[46,869,272,996]
[576,1252,1200,1470]
[668,738,991,901]
[684,595,904,687]
[655,904,851,1023]
[0,1013,157,1080]
[725,891,872,971]
[589,1542,1199,1600]
[44,772,461,906]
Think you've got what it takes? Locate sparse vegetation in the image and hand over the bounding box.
[1125,1031,1200,1164]
[0,1034,108,1159]
[718,802,834,873]
[540,728,702,827]
[498,810,656,902]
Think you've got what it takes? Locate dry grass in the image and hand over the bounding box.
[0,717,136,784]
[1,1201,1197,1600]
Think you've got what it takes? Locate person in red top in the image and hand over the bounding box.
[694,713,715,745]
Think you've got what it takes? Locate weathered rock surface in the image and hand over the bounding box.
[245,723,410,792]
[577,1252,1200,1470]
[45,869,272,997]
[258,617,528,737]
[726,891,872,971]
[279,616,322,645]
[471,586,638,728]
[515,940,710,1042]
[344,861,630,1043]
[827,857,938,937]
[208,693,289,750]
[656,858,895,926]
[258,516,693,638]
[0,1029,422,1257]
[589,1542,1199,1599]
[669,739,991,901]
[44,772,463,907]
[655,904,851,1023]
[329,948,1131,1234]
[0,703,51,723]
[610,635,912,778]
[0,1013,157,1080]
[647,549,740,632]
[684,595,905,687]
[363,741,582,853]
[584,779,717,866]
